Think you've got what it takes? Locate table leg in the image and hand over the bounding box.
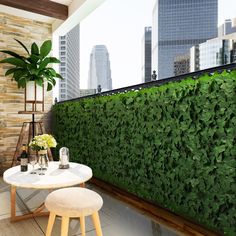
[80,183,85,188]
[10,185,49,222]
[10,185,16,220]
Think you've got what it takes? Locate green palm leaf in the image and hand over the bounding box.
[2,39,63,90]
[39,57,59,70]
[5,68,22,76]
[46,81,53,91]
[0,50,24,59]
[40,40,52,58]
[56,73,64,80]
[14,38,29,55]
[31,42,39,55]
[0,57,26,67]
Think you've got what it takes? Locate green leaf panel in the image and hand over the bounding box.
[52,70,236,235]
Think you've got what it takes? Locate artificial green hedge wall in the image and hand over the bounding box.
[53,70,236,235]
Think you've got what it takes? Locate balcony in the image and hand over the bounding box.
[0,1,236,236]
[0,177,180,236]
[1,62,235,235]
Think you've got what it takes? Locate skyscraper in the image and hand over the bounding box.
[152,0,218,80]
[142,27,152,83]
[218,19,236,37]
[231,41,236,62]
[190,45,200,72]
[88,45,112,92]
[174,54,190,76]
[59,24,80,101]
[190,38,236,71]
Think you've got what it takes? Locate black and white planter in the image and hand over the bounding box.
[26,81,43,102]
[24,81,45,111]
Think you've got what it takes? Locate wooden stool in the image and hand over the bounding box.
[45,187,103,236]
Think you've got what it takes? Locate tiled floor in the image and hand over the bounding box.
[0,178,178,236]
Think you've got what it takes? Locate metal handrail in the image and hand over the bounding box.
[57,62,236,104]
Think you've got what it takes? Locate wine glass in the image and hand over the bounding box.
[29,155,37,174]
[38,155,46,175]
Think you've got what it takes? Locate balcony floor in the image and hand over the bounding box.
[0,177,179,236]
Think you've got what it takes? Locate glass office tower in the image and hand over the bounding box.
[218,19,236,37]
[88,45,112,92]
[152,0,218,80]
[190,38,235,71]
[59,24,80,101]
[142,27,152,83]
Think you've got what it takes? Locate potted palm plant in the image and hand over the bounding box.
[0,39,63,110]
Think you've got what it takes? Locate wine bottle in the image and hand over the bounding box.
[20,144,28,172]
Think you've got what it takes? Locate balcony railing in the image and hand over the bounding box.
[57,62,236,103]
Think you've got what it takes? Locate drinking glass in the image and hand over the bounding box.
[29,155,37,174]
[38,154,46,175]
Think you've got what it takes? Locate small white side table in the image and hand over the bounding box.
[3,161,93,222]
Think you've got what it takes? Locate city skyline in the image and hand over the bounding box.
[80,0,236,90]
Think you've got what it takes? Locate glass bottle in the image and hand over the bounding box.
[20,144,28,172]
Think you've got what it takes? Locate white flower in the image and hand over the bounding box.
[29,134,57,151]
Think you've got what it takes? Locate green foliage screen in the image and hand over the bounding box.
[53,71,236,235]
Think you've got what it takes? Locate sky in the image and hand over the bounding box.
[80,0,236,90]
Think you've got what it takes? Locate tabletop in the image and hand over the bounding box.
[3,161,93,189]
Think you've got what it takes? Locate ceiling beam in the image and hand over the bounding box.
[0,0,68,20]
[53,0,106,35]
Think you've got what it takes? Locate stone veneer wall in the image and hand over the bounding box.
[0,13,53,174]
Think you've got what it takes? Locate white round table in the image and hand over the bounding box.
[3,161,93,222]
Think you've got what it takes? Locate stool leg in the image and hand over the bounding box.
[46,213,56,236]
[92,212,103,236]
[80,216,85,236]
[61,216,70,236]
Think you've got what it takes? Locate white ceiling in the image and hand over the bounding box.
[0,0,106,35]
[0,4,55,23]
[50,0,73,6]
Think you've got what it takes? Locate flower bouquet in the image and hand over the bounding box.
[29,134,57,175]
[29,134,57,151]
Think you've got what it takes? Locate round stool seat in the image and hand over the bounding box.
[45,187,103,217]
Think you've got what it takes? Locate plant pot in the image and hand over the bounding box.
[26,81,43,102]
[24,81,45,111]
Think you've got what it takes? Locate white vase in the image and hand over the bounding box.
[26,81,43,102]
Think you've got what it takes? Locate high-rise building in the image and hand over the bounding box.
[59,24,80,101]
[218,19,236,37]
[79,89,96,97]
[231,41,236,62]
[174,54,190,76]
[190,45,200,72]
[190,38,235,70]
[88,45,112,92]
[152,0,218,80]
[142,27,152,83]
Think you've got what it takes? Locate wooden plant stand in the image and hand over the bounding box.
[11,111,52,167]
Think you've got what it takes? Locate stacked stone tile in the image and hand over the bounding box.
[0,13,53,174]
